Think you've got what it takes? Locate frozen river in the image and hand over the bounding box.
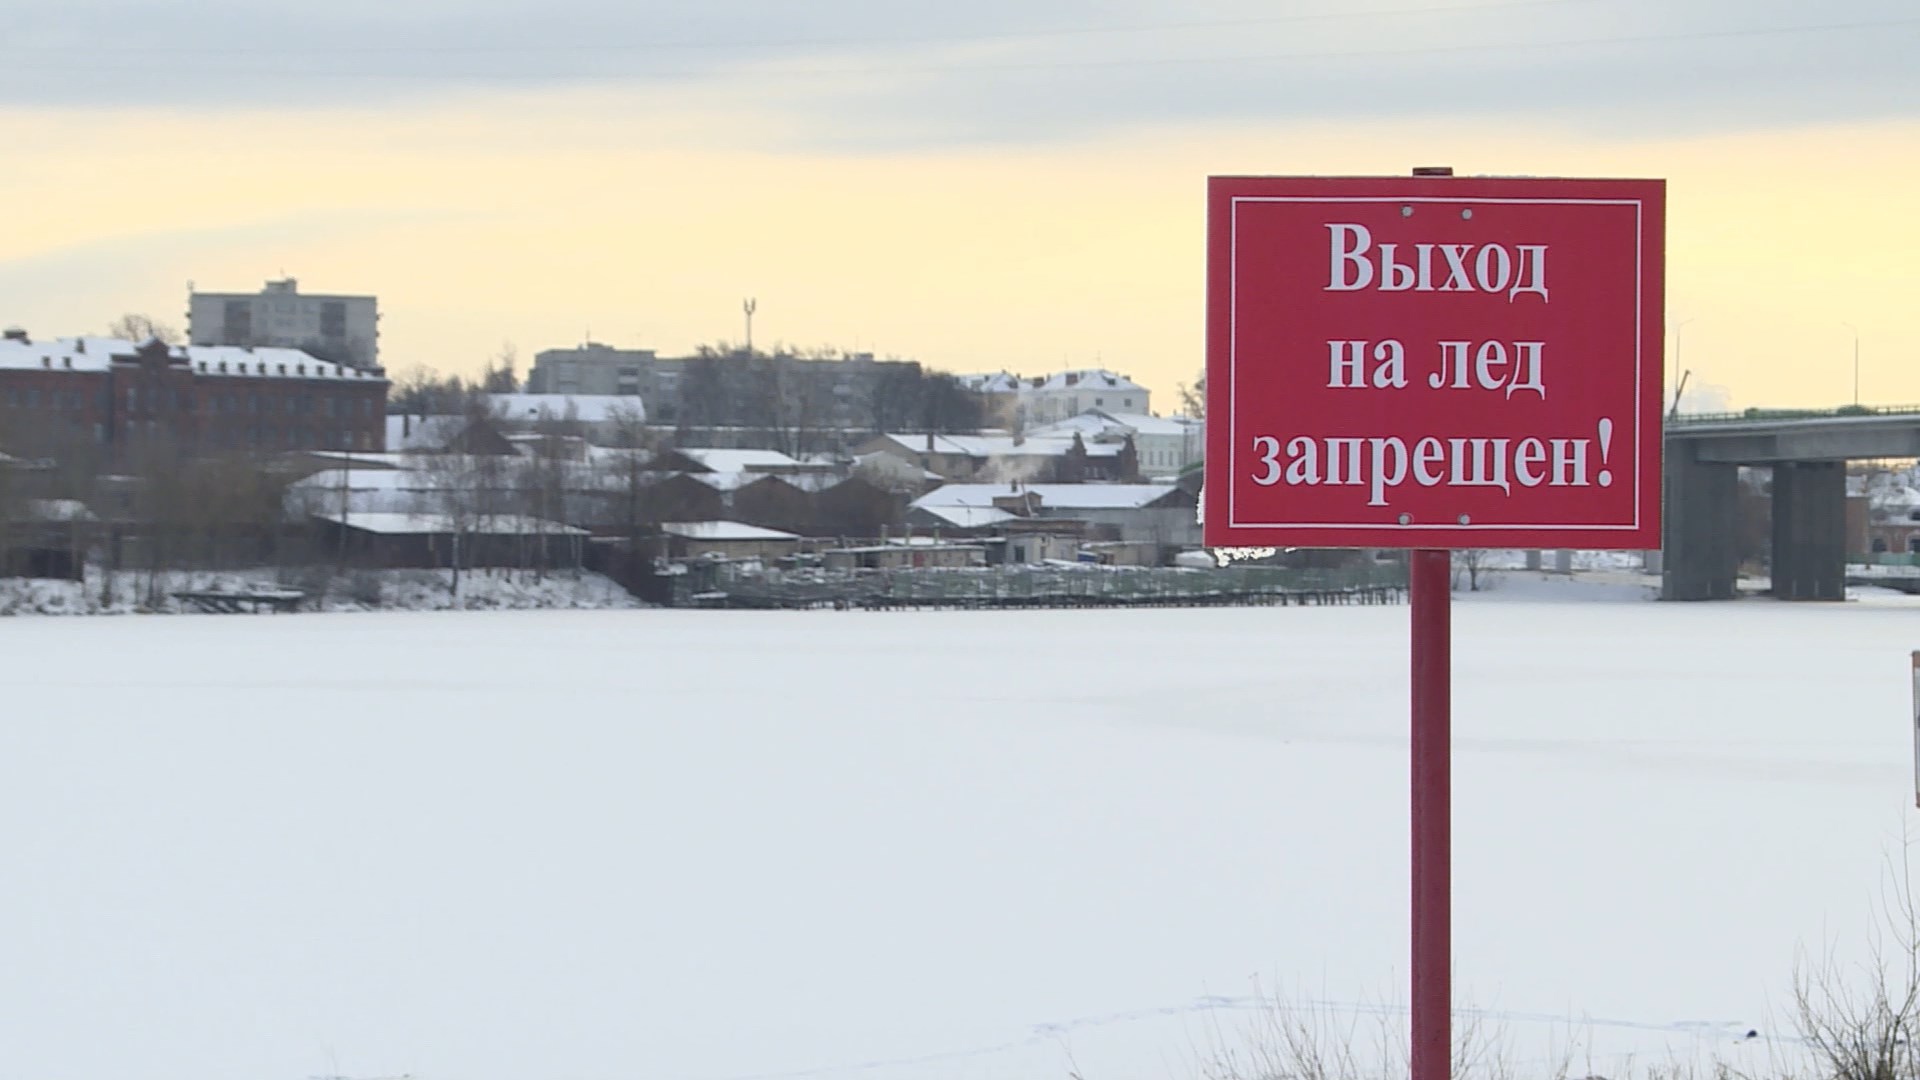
[1,584,1914,1080]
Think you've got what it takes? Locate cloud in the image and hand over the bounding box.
[2,0,1915,149]
[0,207,482,339]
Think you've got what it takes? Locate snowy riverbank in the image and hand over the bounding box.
[0,567,642,616]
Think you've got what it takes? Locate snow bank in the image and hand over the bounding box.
[0,567,640,616]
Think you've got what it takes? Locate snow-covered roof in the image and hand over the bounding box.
[955,369,1147,395]
[291,469,432,493]
[384,415,474,452]
[0,335,384,382]
[956,372,1024,394]
[25,499,94,522]
[1028,410,1195,440]
[313,511,586,536]
[1026,369,1146,393]
[914,505,1017,529]
[1100,412,1193,436]
[298,450,408,470]
[660,521,801,542]
[685,470,760,493]
[586,446,657,468]
[677,447,803,473]
[484,393,646,425]
[854,451,942,482]
[868,433,1122,459]
[1873,485,1920,510]
[764,471,843,494]
[913,483,1186,511]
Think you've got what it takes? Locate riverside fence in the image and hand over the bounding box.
[666,562,1409,611]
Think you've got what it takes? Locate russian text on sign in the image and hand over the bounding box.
[1258,433,1602,507]
[1326,224,1549,302]
[1430,341,1545,398]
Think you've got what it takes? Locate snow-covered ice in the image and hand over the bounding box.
[1,586,1916,1080]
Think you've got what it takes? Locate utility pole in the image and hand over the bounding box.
[743,298,757,356]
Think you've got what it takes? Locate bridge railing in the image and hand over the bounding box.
[1670,404,1920,427]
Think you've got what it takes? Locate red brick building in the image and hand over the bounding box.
[0,331,387,457]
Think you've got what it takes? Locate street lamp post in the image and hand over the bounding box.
[1843,321,1860,406]
[1672,318,1696,412]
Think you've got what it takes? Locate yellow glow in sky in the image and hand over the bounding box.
[1,90,1914,413]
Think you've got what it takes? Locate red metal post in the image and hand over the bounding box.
[1410,548,1452,1080]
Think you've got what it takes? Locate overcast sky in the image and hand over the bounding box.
[7,0,1917,140]
[1,0,1917,406]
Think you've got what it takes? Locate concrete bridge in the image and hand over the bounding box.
[1663,407,1920,600]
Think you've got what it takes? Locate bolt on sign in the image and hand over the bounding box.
[1203,174,1666,549]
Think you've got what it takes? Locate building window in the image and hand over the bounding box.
[247,393,259,414]
[323,397,335,418]
[1124,397,1133,408]
[361,399,372,418]
[25,389,39,407]
[127,386,138,410]
[286,396,298,415]
[94,423,106,444]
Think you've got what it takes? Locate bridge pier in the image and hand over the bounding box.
[1661,439,1741,601]
[1664,410,1920,600]
[1770,461,1847,601]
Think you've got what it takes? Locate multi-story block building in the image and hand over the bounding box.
[527,343,658,397]
[0,331,387,457]
[188,278,380,371]
[528,343,960,433]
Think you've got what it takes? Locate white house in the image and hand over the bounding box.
[957,369,1151,427]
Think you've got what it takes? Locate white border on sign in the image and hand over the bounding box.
[1227,195,1645,532]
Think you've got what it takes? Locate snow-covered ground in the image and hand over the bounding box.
[1,589,1915,1080]
[0,567,640,615]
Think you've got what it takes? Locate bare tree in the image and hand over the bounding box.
[1177,370,1207,419]
[514,436,576,578]
[1794,842,1920,1080]
[424,453,479,600]
[1452,549,1495,592]
[482,343,520,393]
[106,313,182,345]
[389,364,481,417]
[864,363,985,435]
